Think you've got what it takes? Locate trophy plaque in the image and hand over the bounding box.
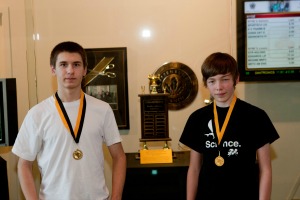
[138,94,171,143]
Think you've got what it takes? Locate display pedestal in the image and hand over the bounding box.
[0,156,9,200]
[122,151,190,200]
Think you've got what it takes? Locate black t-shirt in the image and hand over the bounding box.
[179,98,279,200]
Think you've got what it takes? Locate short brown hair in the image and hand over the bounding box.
[201,52,239,87]
[50,41,87,68]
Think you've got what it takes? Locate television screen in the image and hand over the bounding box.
[0,78,18,146]
[0,82,4,144]
[237,0,300,81]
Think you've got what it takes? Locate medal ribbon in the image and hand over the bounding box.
[213,95,237,145]
[54,91,86,143]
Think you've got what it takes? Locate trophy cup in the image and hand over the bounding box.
[148,74,160,94]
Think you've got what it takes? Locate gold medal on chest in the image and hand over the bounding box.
[215,155,224,167]
[213,96,236,167]
[73,149,83,160]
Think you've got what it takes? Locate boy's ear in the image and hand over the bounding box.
[235,75,240,85]
[51,65,56,75]
[84,66,87,76]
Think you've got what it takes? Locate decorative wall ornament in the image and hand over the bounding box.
[154,62,198,110]
[82,47,129,129]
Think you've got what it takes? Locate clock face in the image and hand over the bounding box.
[154,62,198,110]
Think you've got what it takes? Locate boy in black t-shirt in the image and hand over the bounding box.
[179,52,279,200]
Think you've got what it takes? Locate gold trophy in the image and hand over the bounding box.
[148,74,160,94]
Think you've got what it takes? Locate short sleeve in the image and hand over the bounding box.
[12,111,43,161]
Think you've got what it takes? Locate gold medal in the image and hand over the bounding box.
[55,91,86,161]
[73,149,83,160]
[215,155,224,167]
[213,96,236,167]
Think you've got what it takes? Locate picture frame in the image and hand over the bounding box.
[82,47,130,129]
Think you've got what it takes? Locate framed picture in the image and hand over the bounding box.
[82,47,130,129]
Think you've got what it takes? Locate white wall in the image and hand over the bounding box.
[32,0,234,150]
[0,0,300,199]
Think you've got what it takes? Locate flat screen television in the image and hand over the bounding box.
[237,0,300,81]
[0,78,18,146]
